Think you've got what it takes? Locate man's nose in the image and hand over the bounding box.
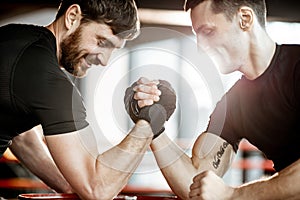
[86,48,113,66]
[196,36,210,52]
[86,54,101,66]
[98,48,113,66]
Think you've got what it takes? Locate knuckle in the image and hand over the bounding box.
[134,92,142,99]
[140,85,150,92]
[150,85,158,92]
[138,77,148,84]
[146,99,154,105]
[138,101,145,108]
[135,85,143,92]
[137,77,144,83]
[133,86,138,92]
[153,95,160,102]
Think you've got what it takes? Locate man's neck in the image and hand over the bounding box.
[45,19,65,61]
[241,30,276,80]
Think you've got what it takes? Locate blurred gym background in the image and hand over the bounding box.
[0,0,299,198]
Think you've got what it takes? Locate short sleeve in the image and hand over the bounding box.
[206,88,241,152]
[13,41,89,135]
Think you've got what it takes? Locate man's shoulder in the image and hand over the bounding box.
[279,44,300,58]
[1,24,57,68]
[280,44,300,49]
[1,24,47,38]
[276,44,300,74]
[0,23,56,51]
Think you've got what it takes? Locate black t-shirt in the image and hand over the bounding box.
[0,24,89,155]
[207,44,300,171]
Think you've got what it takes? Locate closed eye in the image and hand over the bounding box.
[194,25,215,37]
[97,39,114,48]
[201,28,214,36]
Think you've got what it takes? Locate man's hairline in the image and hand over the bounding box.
[56,3,140,41]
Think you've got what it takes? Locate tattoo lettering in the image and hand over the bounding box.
[212,142,229,169]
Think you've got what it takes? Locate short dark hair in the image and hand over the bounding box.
[55,0,139,39]
[184,0,267,28]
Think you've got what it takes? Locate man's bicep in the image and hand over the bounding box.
[45,126,98,184]
[191,132,236,177]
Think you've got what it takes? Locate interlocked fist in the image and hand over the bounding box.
[124,79,176,139]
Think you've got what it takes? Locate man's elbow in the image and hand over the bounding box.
[76,182,125,200]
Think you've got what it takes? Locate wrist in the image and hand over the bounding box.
[152,127,165,140]
[130,120,154,139]
[150,132,169,149]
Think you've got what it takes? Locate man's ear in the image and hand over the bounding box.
[64,4,82,30]
[238,6,254,31]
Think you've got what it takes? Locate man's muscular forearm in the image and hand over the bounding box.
[45,120,154,199]
[232,158,300,200]
[151,133,197,199]
[10,126,73,193]
[151,132,235,199]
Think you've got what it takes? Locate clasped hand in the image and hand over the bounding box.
[132,77,161,108]
[124,77,176,139]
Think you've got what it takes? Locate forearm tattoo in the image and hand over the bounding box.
[212,142,229,169]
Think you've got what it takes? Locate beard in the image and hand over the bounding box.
[59,26,89,78]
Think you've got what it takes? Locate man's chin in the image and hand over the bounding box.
[63,69,88,78]
[72,70,88,78]
[218,67,230,74]
[212,61,233,75]
[71,65,89,78]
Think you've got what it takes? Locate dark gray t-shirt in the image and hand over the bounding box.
[207,44,300,171]
[0,24,89,156]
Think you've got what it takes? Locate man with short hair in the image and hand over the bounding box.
[0,0,160,199]
[127,0,300,199]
